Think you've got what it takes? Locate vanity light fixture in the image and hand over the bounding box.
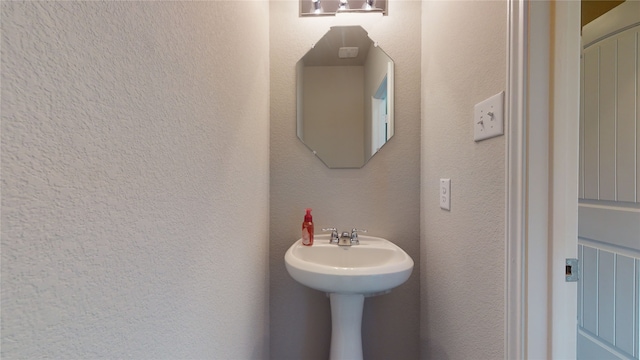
[300,0,386,16]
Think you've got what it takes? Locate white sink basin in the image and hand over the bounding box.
[284,234,414,295]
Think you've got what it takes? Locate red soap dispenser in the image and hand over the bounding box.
[302,208,314,246]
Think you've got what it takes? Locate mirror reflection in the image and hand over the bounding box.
[296,26,394,168]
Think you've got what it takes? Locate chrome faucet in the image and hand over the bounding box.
[323,227,367,246]
[350,228,366,245]
[322,228,339,244]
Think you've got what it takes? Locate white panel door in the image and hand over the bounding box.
[579,4,640,359]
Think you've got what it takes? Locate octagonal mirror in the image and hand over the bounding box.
[296,26,394,168]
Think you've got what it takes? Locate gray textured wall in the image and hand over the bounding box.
[420,1,507,359]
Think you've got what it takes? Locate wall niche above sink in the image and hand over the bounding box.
[296,26,394,168]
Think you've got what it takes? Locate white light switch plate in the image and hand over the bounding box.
[440,178,451,210]
[474,91,504,141]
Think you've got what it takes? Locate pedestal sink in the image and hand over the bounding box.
[284,234,414,360]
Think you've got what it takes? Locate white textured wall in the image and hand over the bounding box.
[1,2,270,358]
[420,1,506,359]
[270,1,421,359]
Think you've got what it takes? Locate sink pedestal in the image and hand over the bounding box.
[329,293,365,360]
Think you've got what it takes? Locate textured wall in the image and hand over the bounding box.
[420,1,507,359]
[269,1,421,359]
[1,2,270,358]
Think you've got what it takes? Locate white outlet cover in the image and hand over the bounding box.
[440,178,450,211]
[474,91,504,141]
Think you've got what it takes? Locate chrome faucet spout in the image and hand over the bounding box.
[338,232,352,246]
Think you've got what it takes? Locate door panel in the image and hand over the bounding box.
[578,243,639,359]
[617,31,637,202]
[615,255,636,356]
[579,6,640,358]
[583,46,600,200]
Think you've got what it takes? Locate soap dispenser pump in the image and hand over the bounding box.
[302,208,314,246]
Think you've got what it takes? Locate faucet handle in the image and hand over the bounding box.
[350,228,367,244]
[322,228,339,243]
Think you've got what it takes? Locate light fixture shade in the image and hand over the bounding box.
[310,0,322,14]
[363,0,375,10]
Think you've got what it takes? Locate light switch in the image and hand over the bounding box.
[440,178,451,211]
[474,91,504,141]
